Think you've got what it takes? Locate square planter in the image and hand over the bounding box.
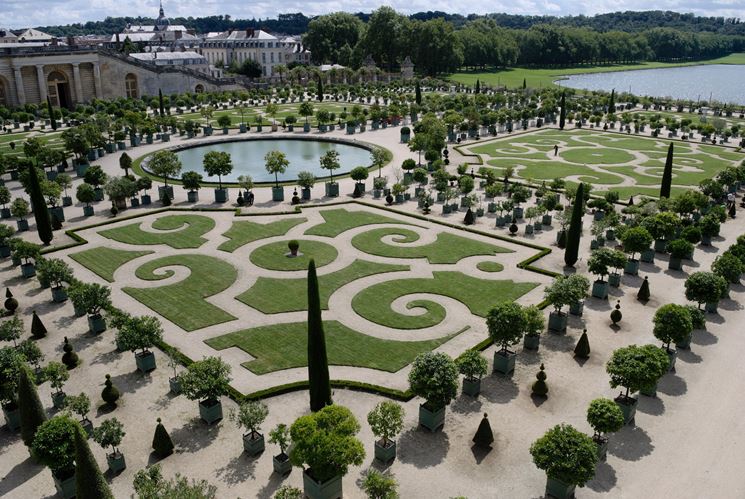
[654,239,668,253]
[569,301,584,317]
[135,351,156,373]
[676,333,692,350]
[272,187,285,202]
[51,391,67,409]
[705,302,718,314]
[548,311,568,332]
[592,280,609,300]
[80,418,94,437]
[595,437,609,462]
[615,395,638,425]
[51,286,68,303]
[106,452,126,473]
[546,476,576,499]
[462,377,481,397]
[418,404,446,432]
[513,206,524,219]
[187,191,199,203]
[625,259,640,275]
[21,263,36,278]
[542,214,553,226]
[62,196,73,207]
[666,349,677,371]
[243,432,265,456]
[325,183,339,198]
[640,249,655,263]
[523,334,540,350]
[169,376,181,394]
[141,194,152,206]
[0,208,9,219]
[608,273,621,287]
[88,314,107,334]
[303,470,343,499]
[2,404,20,431]
[130,197,140,208]
[199,399,223,425]
[374,439,397,463]
[214,188,228,203]
[668,257,682,271]
[273,453,292,475]
[493,350,516,375]
[53,472,76,499]
[158,186,174,201]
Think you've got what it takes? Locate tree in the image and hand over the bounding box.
[586,398,624,441]
[75,423,114,499]
[486,302,526,353]
[415,80,422,105]
[559,92,567,130]
[27,164,52,245]
[660,142,674,198]
[64,392,91,424]
[264,150,289,188]
[317,77,324,102]
[269,423,291,459]
[362,469,399,499]
[117,315,163,354]
[621,226,653,260]
[237,58,263,78]
[289,405,365,484]
[371,148,388,178]
[0,315,23,346]
[158,89,165,116]
[133,463,217,498]
[44,361,69,394]
[367,401,404,447]
[684,271,727,307]
[76,184,96,206]
[119,152,132,177]
[653,303,693,351]
[47,96,57,131]
[307,259,332,411]
[319,149,340,184]
[148,150,182,187]
[564,183,584,267]
[92,418,125,457]
[456,349,488,381]
[152,418,174,457]
[299,102,314,125]
[274,486,303,499]
[32,414,78,480]
[606,344,669,399]
[230,400,269,439]
[179,357,231,404]
[202,151,232,190]
[712,251,744,284]
[530,424,597,487]
[407,352,458,411]
[608,88,616,113]
[18,367,47,447]
[181,171,202,192]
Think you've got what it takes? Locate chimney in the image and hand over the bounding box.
[246,28,254,38]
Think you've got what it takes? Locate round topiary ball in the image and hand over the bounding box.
[101,374,120,406]
[610,301,622,325]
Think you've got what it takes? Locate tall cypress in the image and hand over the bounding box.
[18,368,47,448]
[564,183,585,267]
[28,163,53,245]
[307,259,332,411]
[660,143,674,198]
[522,78,526,90]
[475,79,480,94]
[415,80,422,105]
[46,96,57,131]
[158,89,165,117]
[317,77,324,102]
[74,424,114,499]
[559,92,566,130]
[608,89,616,113]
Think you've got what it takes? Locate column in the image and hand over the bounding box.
[13,67,26,106]
[36,65,47,102]
[72,63,83,104]
[93,62,103,99]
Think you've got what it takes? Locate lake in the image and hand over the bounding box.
[557,64,745,105]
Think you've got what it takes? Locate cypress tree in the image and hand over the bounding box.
[27,164,53,245]
[472,413,493,448]
[531,364,548,396]
[31,311,47,338]
[475,79,480,94]
[660,143,674,198]
[522,78,526,90]
[158,89,165,117]
[559,92,566,130]
[415,80,422,105]
[152,417,174,457]
[564,183,584,267]
[608,89,616,113]
[307,259,332,411]
[317,77,324,102]
[74,424,114,499]
[46,96,57,131]
[637,276,650,302]
[574,329,590,358]
[18,368,47,447]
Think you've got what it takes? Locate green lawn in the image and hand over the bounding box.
[123,254,237,331]
[304,208,417,238]
[351,228,511,264]
[69,247,153,282]
[249,239,338,271]
[100,215,216,249]
[218,218,307,252]
[351,271,538,329]
[236,259,409,314]
[205,320,458,374]
[477,261,504,272]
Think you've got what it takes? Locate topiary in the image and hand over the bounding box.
[637,276,650,302]
[472,413,494,448]
[586,398,624,441]
[101,374,120,407]
[653,303,693,351]
[31,311,47,338]
[18,367,47,448]
[463,208,474,225]
[530,424,597,487]
[4,287,18,314]
[152,417,174,458]
[74,423,114,498]
[574,329,590,358]
[531,364,548,396]
[61,337,79,369]
[610,301,622,325]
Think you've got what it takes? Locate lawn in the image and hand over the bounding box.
[69,247,153,282]
[351,271,538,329]
[218,218,307,252]
[249,239,338,271]
[123,254,237,331]
[236,259,409,314]
[304,208,418,238]
[100,214,216,249]
[351,227,511,264]
[205,320,459,374]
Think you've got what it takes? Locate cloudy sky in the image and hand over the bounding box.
[3,0,744,29]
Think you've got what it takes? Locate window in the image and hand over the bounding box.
[270,52,274,63]
[124,73,138,99]
[195,84,204,93]
[0,80,5,106]
[262,53,266,63]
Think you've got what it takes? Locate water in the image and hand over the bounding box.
[557,64,745,106]
[171,138,373,183]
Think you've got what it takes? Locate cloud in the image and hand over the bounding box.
[4,0,745,29]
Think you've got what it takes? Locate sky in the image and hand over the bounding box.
[2,0,744,29]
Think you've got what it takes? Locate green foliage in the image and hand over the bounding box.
[27,164,53,245]
[367,401,405,445]
[350,166,370,182]
[685,305,707,331]
[637,276,650,301]
[606,344,669,398]
[268,423,291,456]
[530,424,597,487]
[473,413,494,448]
[685,271,727,305]
[181,171,203,191]
[641,211,679,240]
[92,417,125,453]
[0,345,25,404]
[43,361,69,392]
[407,352,459,409]
[230,400,269,436]
[76,183,96,205]
[101,374,120,406]
[0,315,23,345]
[12,239,40,264]
[64,392,91,420]
[133,463,217,499]
[148,150,182,186]
[667,238,693,259]
[564,183,584,266]
[307,259,332,412]
[75,424,114,499]
[36,257,72,287]
[531,363,548,396]
[544,274,590,313]
[362,469,399,499]
[653,303,693,349]
[574,330,590,358]
[18,367,47,447]
[116,315,163,354]
[289,405,365,483]
[202,150,233,189]
[660,142,674,198]
[712,251,744,283]
[32,414,78,476]
[456,349,488,381]
[179,356,231,402]
[152,418,175,457]
[265,150,289,187]
[319,149,341,183]
[587,247,617,280]
[621,226,653,258]
[586,398,625,437]
[487,302,526,352]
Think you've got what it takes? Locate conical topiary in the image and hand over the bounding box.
[637,276,650,302]
[574,329,590,358]
[564,183,585,267]
[31,311,47,339]
[610,301,622,325]
[152,417,174,457]
[61,337,79,369]
[472,413,494,448]
[4,288,18,314]
[464,208,475,226]
[18,367,47,447]
[307,259,332,412]
[101,374,120,407]
[74,424,114,499]
[531,364,548,396]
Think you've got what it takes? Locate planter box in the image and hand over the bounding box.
[615,395,638,424]
[301,187,311,201]
[668,257,682,271]
[243,432,265,456]
[325,183,339,198]
[107,452,126,473]
[53,472,76,499]
[523,334,540,350]
[462,377,481,397]
[21,263,36,278]
[158,185,174,201]
[2,404,20,431]
[625,259,640,275]
[51,286,68,303]
[62,196,73,207]
[273,453,292,475]
[213,188,228,203]
[141,194,152,206]
[548,311,568,332]
[169,376,181,394]
[0,245,9,258]
[595,437,609,462]
[569,301,584,317]
[51,391,67,409]
[93,188,104,202]
[303,470,343,499]
[83,205,94,217]
[187,191,199,203]
[676,333,692,350]
[701,235,712,246]
[654,239,668,253]
[80,418,94,437]
[705,301,718,314]
[513,206,524,219]
[135,351,156,373]
[592,280,609,300]
[272,187,285,202]
[0,208,9,219]
[640,248,655,263]
[608,273,621,287]
[199,399,223,424]
[418,404,446,432]
[524,225,534,235]
[542,214,553,226]
[493,350,516,375]
[546,476,576,499]
[88,314,107,334]
[374,439,397,463]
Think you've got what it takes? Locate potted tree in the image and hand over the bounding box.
[269,423,293,475]
[522,305,546,350]
[83,165,108,202]
[642,212,679,253]
[32,414,79,498]
[712,251,744,286]
[92,417,126,473]
[179,356,231,424]
[487,302,527,374]
[203,151,232,203]
[588,247,617,299]
[530,424,598,499]
[544,276,575,332]
[11,198,30,231]
[299,102,314,132]
[80,283,111,334]
[606,344,669,424]
[43,361,69,409]
[606,249,627,288]
[63,392,92,436]
[181,171,203,203]
[166,350,182,394]
[685,271,728,313]
[117,315,163,373]
[147,150,181,201]
[265,150,289,202]
[289,405,365,499]
[0,224,16,258]
[137,177,153,205]
[320,150,340,197]
[217,115,231,134]
[667,239,693,270]
[349,166,369,197]
[13,240,40,278]
[76,184,96,217]
[104,176,136,211]
[509,184,531,219]
[367,401,404,464]
[621,226,653,275]
[297,171,316,201]
[456,349,488,396]
[653,303,693,371]
[40,258,72,303]
[0,346,25,430]
[231,400,269,456]
[698,214,719,246]
[408,352,459,432]
[586,398,625,461]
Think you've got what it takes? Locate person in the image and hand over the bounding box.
[554,144,559,156]
[246,191,255,206]
[727,192,735,208]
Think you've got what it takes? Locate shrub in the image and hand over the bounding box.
[407,352,459,410]
[653,303,693,351]
[486,302,526,352]
[586,398,625,439]
[92,417,125,455]
[680,225,701,244]
[587,247,617,281]
[698,214,720,237]
[685,305,706,330]
[544,275,588,313]
[0,315,23,346]
[684,271,727,306]
[523,305,545,337]
[179,356,231,403]
[101,374,120,406]
[367,401,404,447]
[32,414,78,478]
[181,171,203,192]
[133,463,217,498]
[620,227,653,259]
[64,392,91,422]
[530,424,597,487]
[362,469,399,499]
[667,239,693,259]
[455,349,488,381]
[274,486,303,499]
[43,361,69,393]
[116,315,163,354]
[712,251,744,283]
[350,166,369,182]
[151,418,174,457]
[606,344,669,399]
